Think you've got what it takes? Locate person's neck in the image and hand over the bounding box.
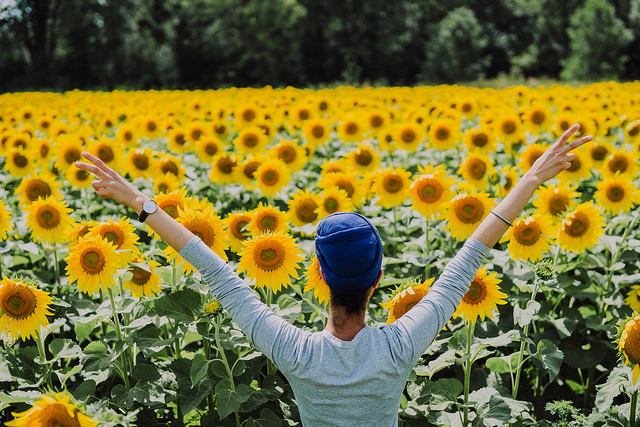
[325,309,366,341]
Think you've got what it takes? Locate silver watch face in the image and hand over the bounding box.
[143,199,158,214]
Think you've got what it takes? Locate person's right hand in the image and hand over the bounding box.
[524,123,592,185]
[75,151,149,213]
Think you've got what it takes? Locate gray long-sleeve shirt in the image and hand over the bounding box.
[179,237,489,426]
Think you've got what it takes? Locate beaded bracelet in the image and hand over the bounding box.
[490,210,513,227]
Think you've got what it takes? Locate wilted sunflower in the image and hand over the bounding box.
[380,278,435,324]
[445,192,495,241]
[4,146,34,177]
[247,203,290,236]
[15,174,62,207]
[270,139,307,172]
[26,196,75,245]
[237,231,304,293]
[556,201,605,253]
[453,266,507,323]
[316,187,354,220]
[458,151,494,191]
[164,206,228,274]
[124,256,162,298]
[617,314,640,385]
[86,218,140,263]
[370,165,411,208]
[233,126,268,156]
[344,142,381,175]
[0,200,13,241]
[288,188,321,227]
[224,211,253,253]
[408,164,455,220]
[253,157,291,197]
[303,255,330,306]
[502,214,556,262]
[6,391,97,427]
[208,153,238,185]
[602,149,639,178]
[533,183,580,221]
[0,277,53,341]
[66,236,121,294]
[594,173,639,215]
[625,286,640,312]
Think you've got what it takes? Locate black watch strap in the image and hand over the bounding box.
[138,199,158,222]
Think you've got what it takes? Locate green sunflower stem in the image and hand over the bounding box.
[52,247,61,289]
[425,218,431,279]
[512,279,540,400]
[393,206,399,238]
[214,313,241,427]
[631,389,638,427]
[462,321,476,427]
[36,330,52,389]
[107,286,131,389]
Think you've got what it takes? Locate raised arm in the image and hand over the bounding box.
[471,123,592,247]
[75,152,193,250]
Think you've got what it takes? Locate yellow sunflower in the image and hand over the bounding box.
[252,157,291,197]
[625,119,640,144]
[164,206,228,274]
[558,146,593,184]
[624,286,640,312]
[453,266,507,323]
[53,135,83,173]
[124,256,162,298]
[208,153,238,185]
[65,165,94,190]
[495,113,523,144]
[269,139,307,172]
[517,142,549,173]
[601,149,639,178]
[224,211,253,253]
[125,147,156,180]
[4,146,35,177]
[533,183,580,221]
[587,138,615,167]
[302,119,331,145]
[15,174,62,207]
[6,391,97,427]
[303,255,330,306]
[370,165,411,208]
[115,124,138,145]
[344,142,381,176]
[233,155,264,188]
[502,214,556,262]
[237,231,304,293]
[167,128,190,153]
[319,158,349,180]
[336,115,365,143]
[445,192,496,241]
[380,278,435,324]
[458,151,494,191]
[0,277,53,341]
[492,166,519,198]
[195,137,225,163]
[594,173,639,215]
[427,118,459,151]
[66,235,121,294]
[408,164,455,220]
[394,122,425,152]
[233,126,269,156]
[153,173,182,194]
[68,220,96,248]
[0,200,13,241]
[30,137,53,167]
[247,203,290,236]
[556,201,605,253]
[156,154,186,180]
[318,170,365,207]
[463,127,497,154]
[315,187,354,220]
[86,218,140,262]
[618,314,640,385]
[287,188,321,227]
[87,137,123,172]
[26,196,75,245]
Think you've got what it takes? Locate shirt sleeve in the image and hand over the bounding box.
[178,237,306,371]
[383,238,490,365]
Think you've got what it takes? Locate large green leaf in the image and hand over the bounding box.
[535,339,564,381]
[472,395,512,427]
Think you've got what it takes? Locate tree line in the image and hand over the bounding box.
[0,0,638,92]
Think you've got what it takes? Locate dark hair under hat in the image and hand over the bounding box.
[314,212,383,293]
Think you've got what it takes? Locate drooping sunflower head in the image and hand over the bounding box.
[445,192,495,241]
[617,314,640,385]
[556,201,605,253]
[6,391,98,427]
[380,278,435,324]
[0,276,54,341]
[237,231,304,293]
[453,266,507,323]
[287,188,320,227]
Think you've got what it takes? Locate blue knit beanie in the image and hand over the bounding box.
[314,212,383,293]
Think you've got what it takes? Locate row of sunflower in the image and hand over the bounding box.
[0,83,640,425]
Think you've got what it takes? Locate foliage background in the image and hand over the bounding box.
[1,0,640,92]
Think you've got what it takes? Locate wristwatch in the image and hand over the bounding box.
[138,199,158,222]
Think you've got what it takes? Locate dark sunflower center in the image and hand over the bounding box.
[37,206,61,229]
[13,152,28,167]
[463,279,487,304]
[629,124,640,137]
[355,150,372,166]
[296,200,318,223]
[515,223,541,246]
[205,142,218,156]
[609,154,628,173]
[256,244,285,271]
[82,250,105,274]
[242,110,255,122]
[531,111,545,125]
[103,230,123,247]
[163,203,179,218]
[472,133,488,147]
[147,121,157,132]
[130,266,151,286]
[2,286,36,319]
[40,144,50,157]
[502,121,516,134]
[564,212,589,237]
[312,125,324,138]
[260,215,276,231]
[607,185,625,202]
[232,219,250,240]
[591,146,608,161]
[419,181,442,203]
[41,402,81,427]
[243,134,259,147]
[215,124,226,135]
[217,157,236,174]
[97,146,114,163]
[455,198,484,224]
[549,195,569,215]
[401,129,416,143]
[174,134,186,146]
[133,154,149,170]
[467,159,486,179]
[279,147,296,163]
[262,170,279,185]
[244,162,260,179]
[345,123,358,135]
[26,180,52,202]
[324,198,339,213]
[567,157,581,172]
[383,175,403,193]
[436,128,449,141]
[161,161,179,175]
[64,148,81,164]
[298,109,309,120]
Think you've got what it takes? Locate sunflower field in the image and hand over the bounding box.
[1,83,640,426]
